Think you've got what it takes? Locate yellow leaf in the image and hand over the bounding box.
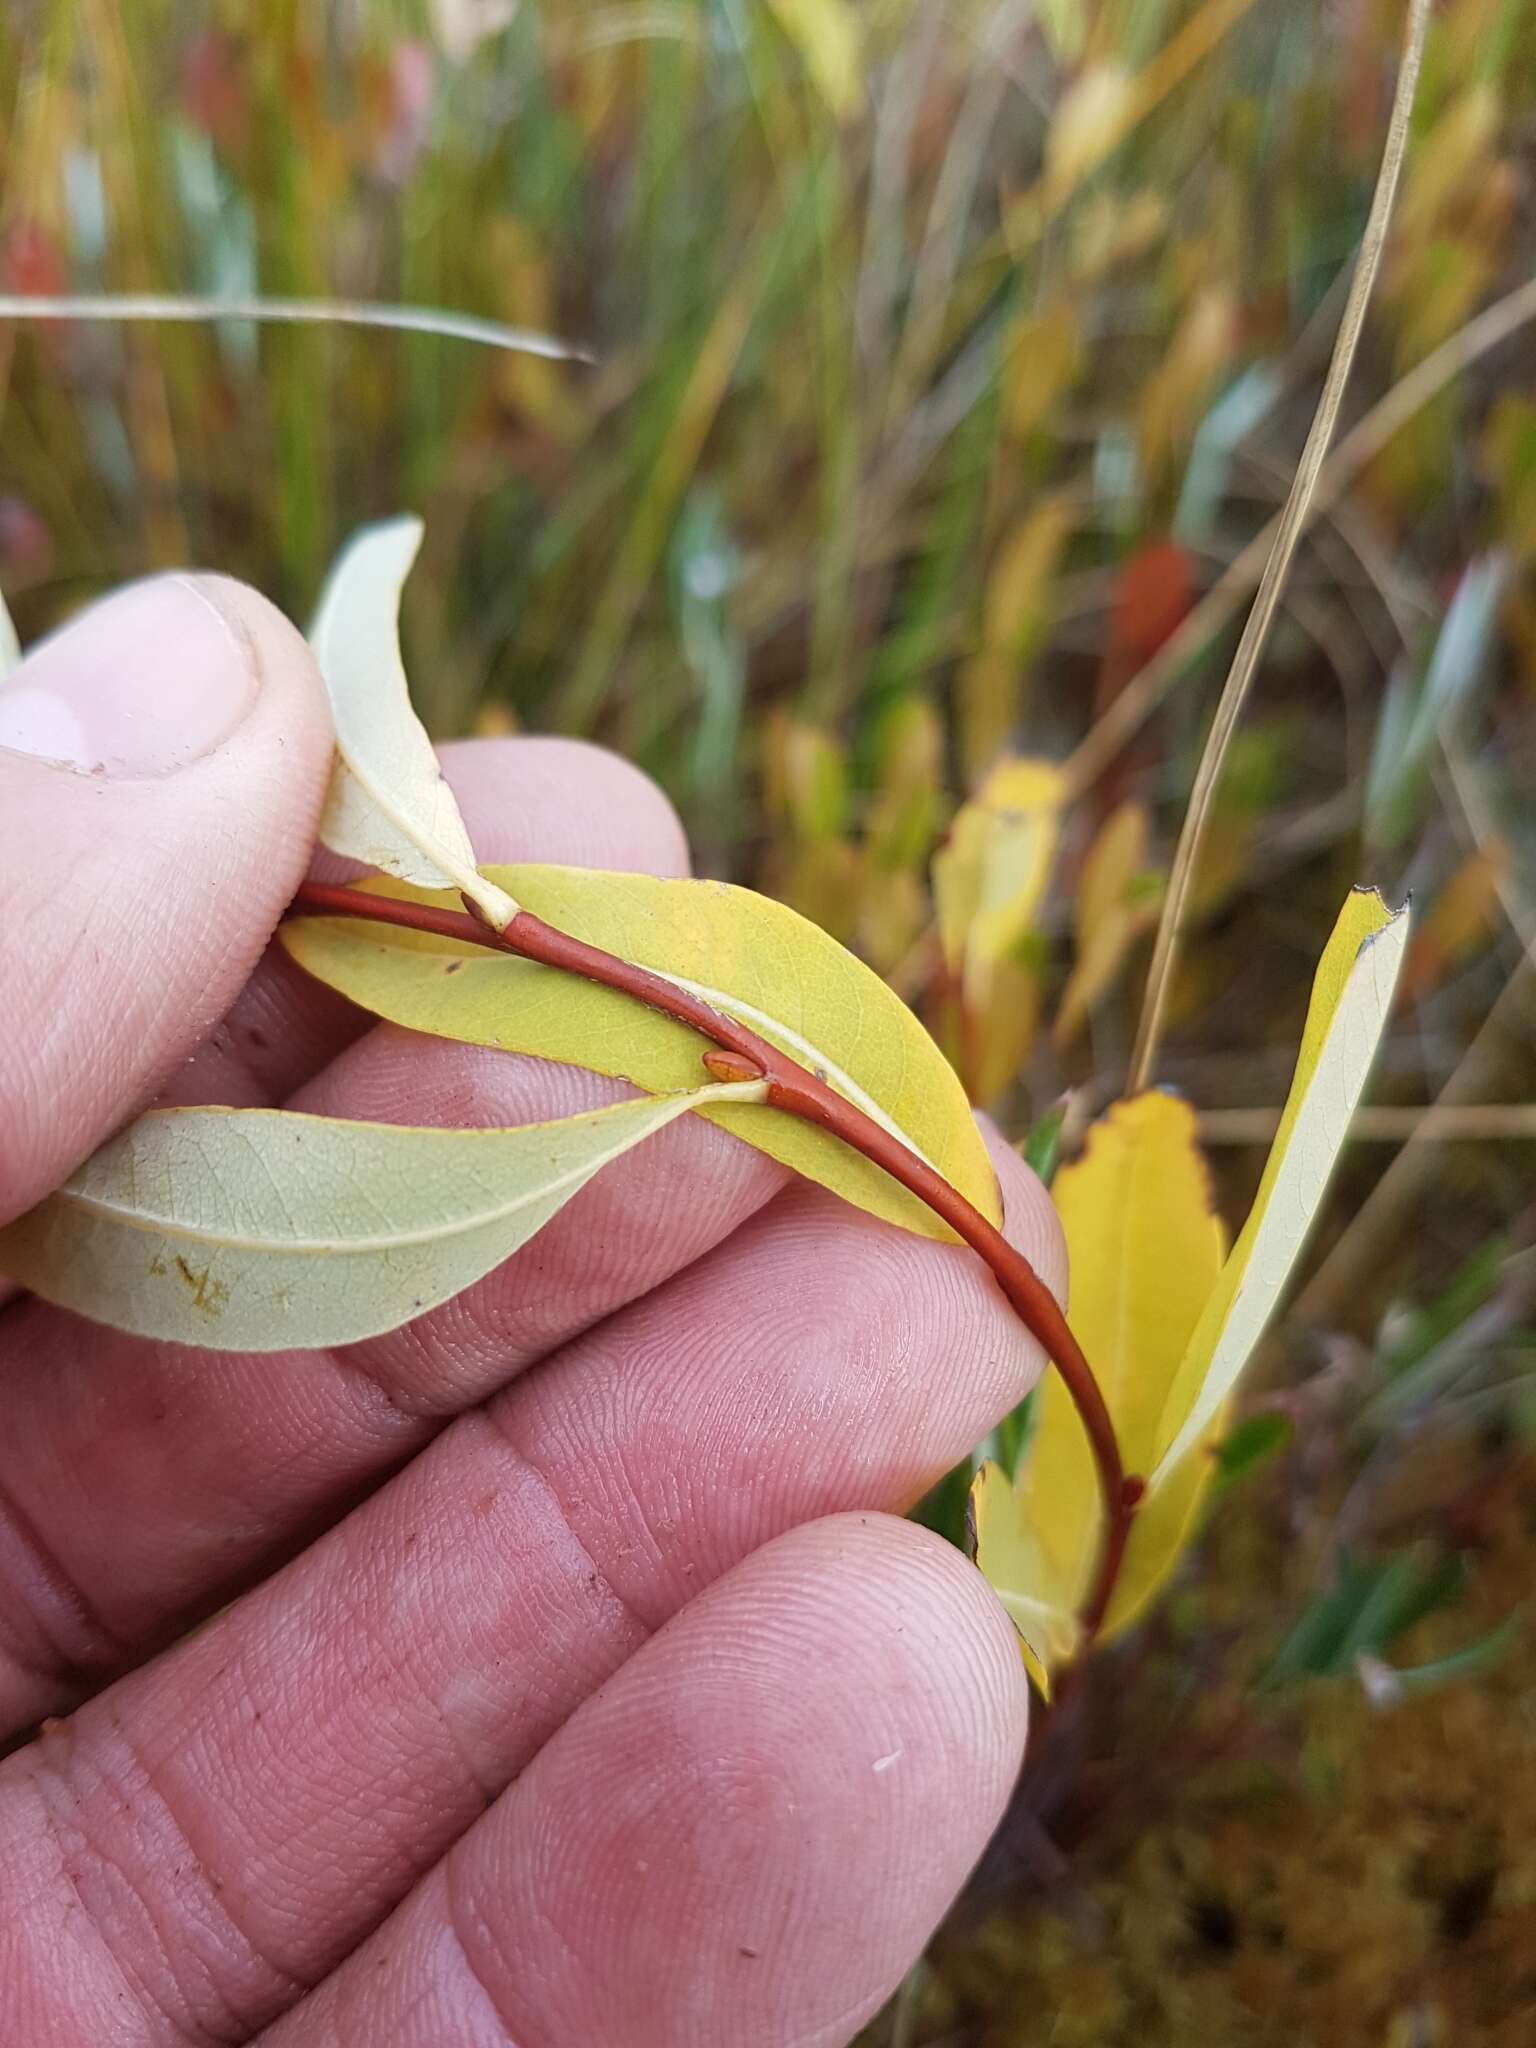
[1002,304,1083,446]
[472,700,521,740]
[1047,1095,1225,1622]
[858,868,927,979]
[488,218,584,442]
[0,1082,759,1353]
[1064,188,1169,286]
[932,759,1064,1100]
[933,758,1065,1009]
[1136,287,1237,488]
[765,715,849,842]
[1054,802,1156,1045]
[865,698,943,874]
[960,500,1073,777]
[969,1459,1082,1696]
[967,954,1045,1107]
[283,864,1000,1242]
[982,507,1074,652]
[1075,801,1149,947]
[773,836,861,945]
[971,1093,1224,1688]
[763,0,862,117]
[1044,66,1135,202]
[975,887,1409,1685]
[1151,888,1410,1481]
[1053,911,1135,1047]
[1395,84,1502,245]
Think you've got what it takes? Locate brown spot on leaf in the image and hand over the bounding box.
[173,1256,229,1318]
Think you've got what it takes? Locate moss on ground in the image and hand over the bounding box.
[918,1442,1536,2045]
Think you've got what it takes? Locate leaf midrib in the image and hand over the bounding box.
[52,1091,737,1260]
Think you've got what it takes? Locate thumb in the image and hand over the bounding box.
[0,573,333,1225]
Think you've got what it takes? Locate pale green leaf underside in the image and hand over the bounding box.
[1151,900,1409,1482]
[282,865,1001,1241]
[0,1083,755,1352]
[310,515,516,928]
[0,589,19,675]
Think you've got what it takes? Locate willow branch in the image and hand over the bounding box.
[289,879,1139,1643]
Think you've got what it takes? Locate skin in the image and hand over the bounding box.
[0,576,1065,2047]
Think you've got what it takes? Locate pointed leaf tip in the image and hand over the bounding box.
[311,515,517,929]
[1150,888,1410,1484]
[974,888,1408,1684]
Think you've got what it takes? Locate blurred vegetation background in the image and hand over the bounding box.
[3,0,1535,2041]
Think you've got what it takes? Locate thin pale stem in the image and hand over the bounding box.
[1125,0,1430,1093]
[0,293,591,362]
[289,879,1139,1645]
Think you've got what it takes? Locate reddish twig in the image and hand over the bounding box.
[289,880,1141,1646]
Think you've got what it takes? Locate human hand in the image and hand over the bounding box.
[0,575,1062,2046]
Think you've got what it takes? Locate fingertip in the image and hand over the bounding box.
[0,572,333,1220]
[424,1511,1028,2048]
[751,1512,1030,1803]
[739,1514,1030,1817]
[438,735,692,876]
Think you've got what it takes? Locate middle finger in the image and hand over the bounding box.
[2,1146,1060,2043]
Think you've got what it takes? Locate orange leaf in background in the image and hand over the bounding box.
[1092,537,1197,817]
[4,224,66,299]
[1102,538,1198,687]
[181,31,249,150]
[1400,841,1508,1004]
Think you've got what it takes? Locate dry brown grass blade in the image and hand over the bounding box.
[1199,1105,1536,1144]
[0,293,592,363]
[1123,0,1431,1092]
